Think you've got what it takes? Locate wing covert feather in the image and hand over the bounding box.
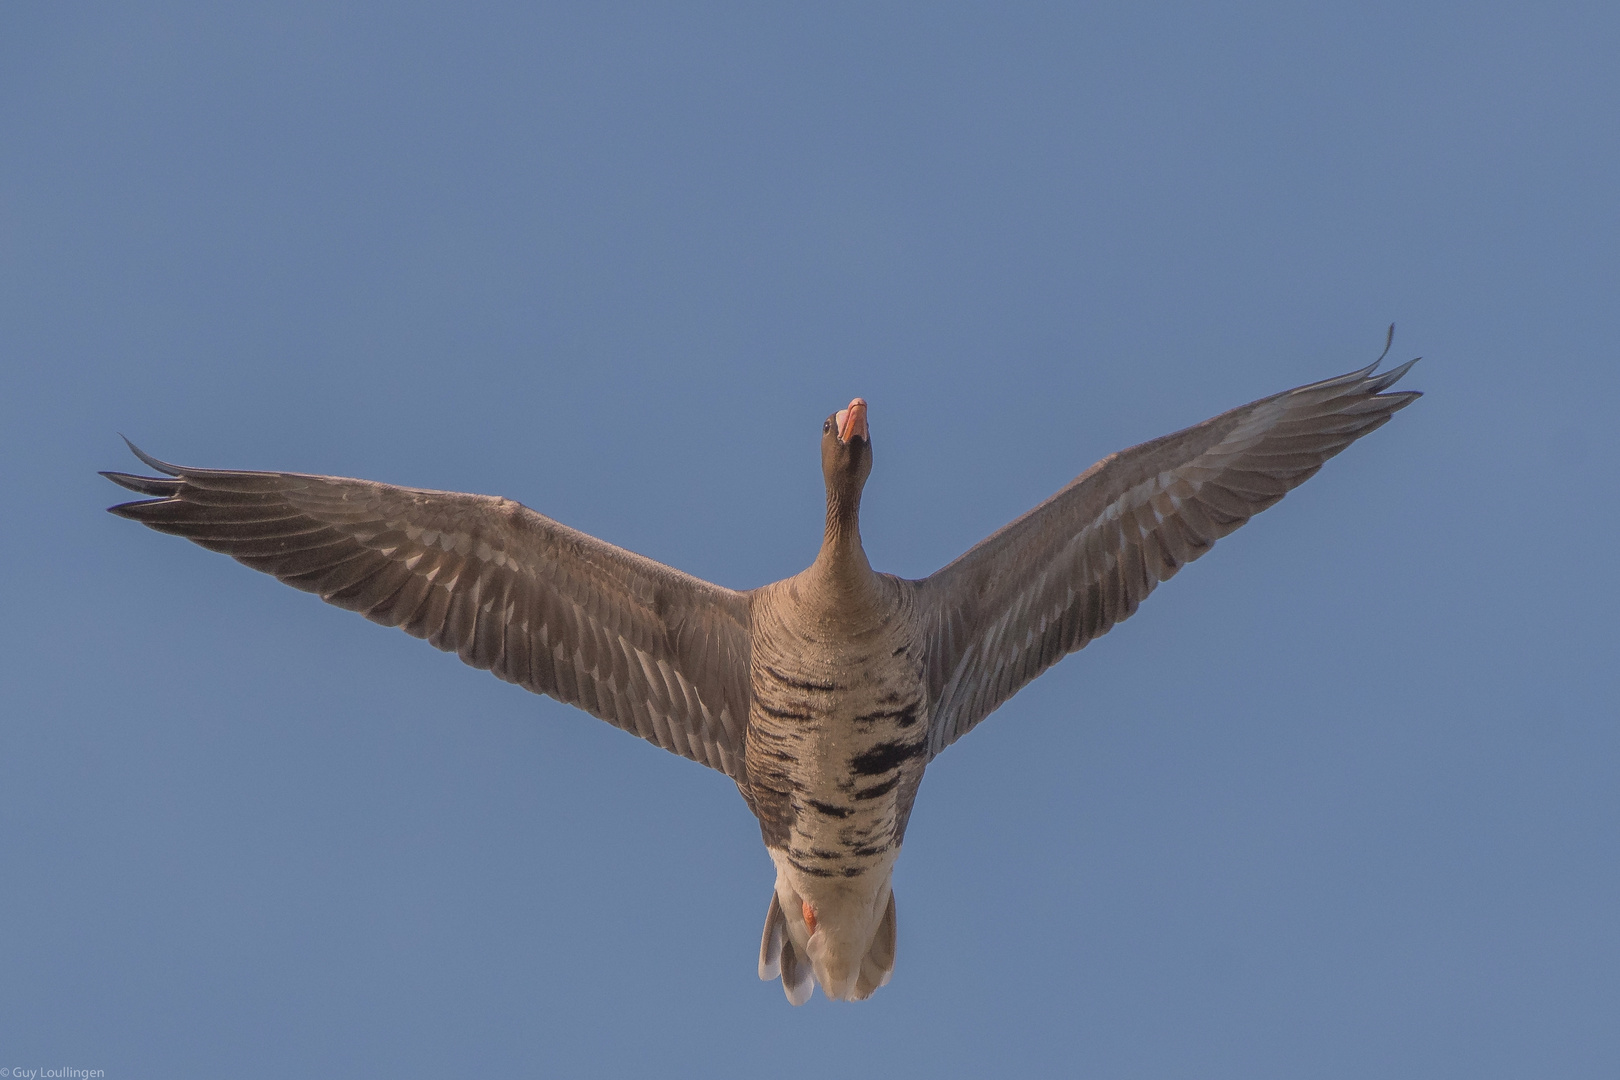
[915,355,1420,758]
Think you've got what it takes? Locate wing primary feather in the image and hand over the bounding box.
[101,471,182,497]
[118,436,182,476]
[101,443,757,782]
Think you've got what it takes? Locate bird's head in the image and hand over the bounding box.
[820,397,872,502]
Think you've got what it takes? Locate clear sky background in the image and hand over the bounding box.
[3,3,1616,1076]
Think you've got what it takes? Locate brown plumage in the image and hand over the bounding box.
[103,339,1419,1004]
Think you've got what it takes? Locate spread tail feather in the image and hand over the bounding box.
[757,886,898,1004]
[780,938,815,1006]
[853,889,897,999]
[758,891,787,980]
[758,891,814,1004]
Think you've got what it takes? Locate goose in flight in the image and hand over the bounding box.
[103,342,1419,1004]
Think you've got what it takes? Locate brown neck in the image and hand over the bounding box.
[809,482,878,601]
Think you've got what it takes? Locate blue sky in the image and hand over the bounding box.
[3,2,1617,1076]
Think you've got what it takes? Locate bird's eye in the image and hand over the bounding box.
[823,419,832,434]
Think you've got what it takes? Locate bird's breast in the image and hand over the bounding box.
[744,581,929,876]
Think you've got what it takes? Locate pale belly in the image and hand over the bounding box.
[746,642,928,869]
[743,576,929,1000]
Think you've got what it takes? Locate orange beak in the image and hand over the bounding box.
[836,398,868,443]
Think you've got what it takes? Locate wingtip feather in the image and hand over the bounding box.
[101,470,182,497]
[106,499,160,519]
[118,435,183,476]
[1376,323,1395,365]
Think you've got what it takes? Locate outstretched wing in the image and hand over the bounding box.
[103,445,753,780]
[915,349,1420,758]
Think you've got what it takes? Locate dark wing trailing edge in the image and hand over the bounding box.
[915,339,1420,759]
[103,440,754,781]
